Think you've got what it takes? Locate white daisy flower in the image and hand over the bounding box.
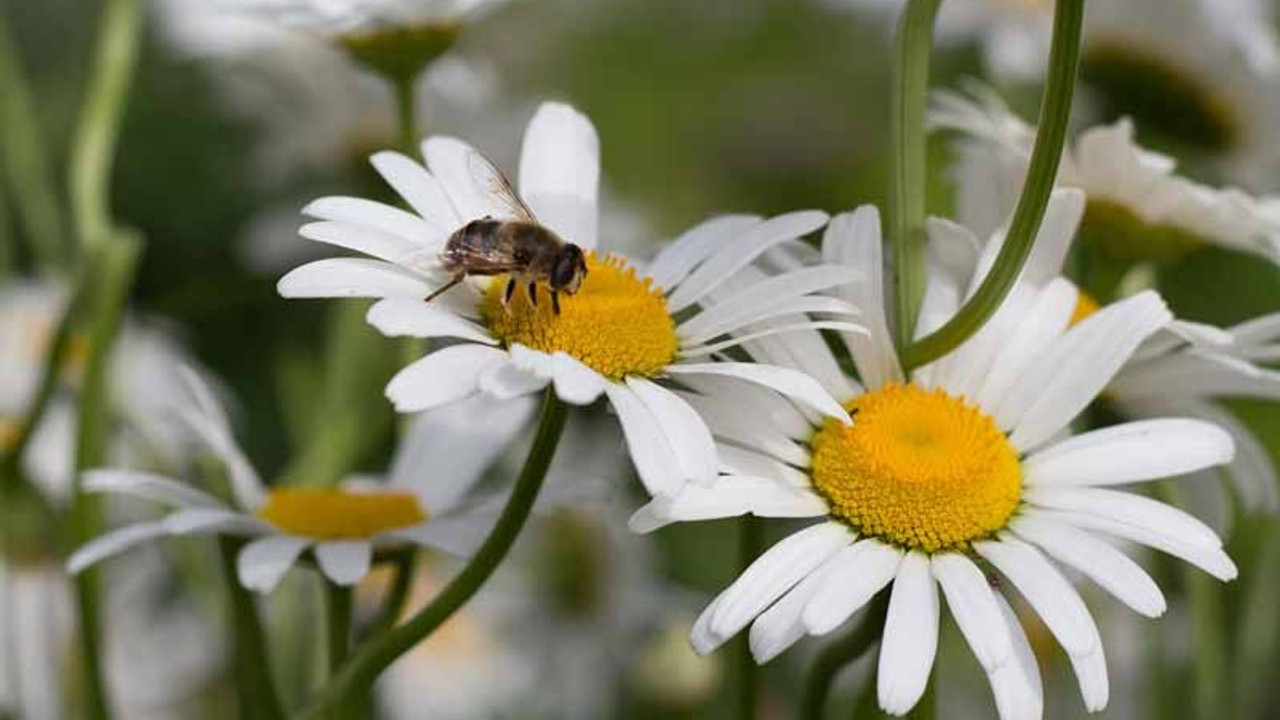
[932,85,1280,265]
[278,101,862,498]
[67,368,513,593]
[633,192,1238,719]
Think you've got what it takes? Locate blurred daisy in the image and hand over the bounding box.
[932,85,1280,266]
[634,192,1238,719]
[68,368,509,592]
[278,102,861,498]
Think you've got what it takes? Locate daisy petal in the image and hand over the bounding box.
[477,358,549,399]
[162,508,268,536]
[603,382,684,497]
[668,362,848,422]
[691,595,726,655]
[802,539,902,635]
[518,102,600,249]
[237,535,310,593]
[369,151,458,231]
[81,469,224,509]
[422,136,507,222]
[315,541,373,586]
[628,476,827,533]
[626,377,717,484]
[877,552,940,716]
[549,353,607,405]
[1024,419,1234,487]
[68,523,167,574]
[974,536,1097,657]
[749,553,846,663]
[278,258,432,299]
[301,196,437,244]
[385,345,506,413]
[931,553,1012,671]
[823,207,902,388]
[299,221,431,264]
[366,297,495,345]
[709,522,853,642]
[646,215,763,292]
[988,593,1044,720]
[1012,515,1165,618]
[1024,486,1222,548]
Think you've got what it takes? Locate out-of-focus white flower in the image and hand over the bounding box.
[933,85,1280,265]
[278,101,861,501]
[633,192,1237,719]
[68,369,510,592]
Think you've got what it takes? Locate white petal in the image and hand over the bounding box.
[477,358,549,399]
[628,476,827,532]
[175,368,268,511]
[666,210,830,312]
[1011,515,1165,618]
[366,297,495,345]
[81,469,223,509]
[603,382,684,497]
[315,541,373,585]
[162,508,268,536]
[390,513,493,558]
[974,278,1077,411]
[626,377,718,483]
[931,552,1012,670]
[549,353,607,405]
[389,394,538,513]
[278,258,431,299]
[1032,508,1238,581]
[1001,291,1173,451]
[974,536,1097,657]
[67,523,166,574]
[691,595,725,655]
[1066,643,1109,712]
[369,151,458,231]
[1024,419,1234,487]
[423,135,513,222]
[301,196,438,244]
[822,207,902,388]
[299,220,431,264]
[677,264,860,344]
[646,215,763,292]
[1023,486,1223,548]
[518,102,600,249]
[709,523,853,641]
[749,552,846,663]
[877,552,940,716]
[237,535,309,593]
[385,345,506,412]
[1022,188,1084,285]
[668,362,848,422]
[802,539,902,635]
[988,593,1044,720]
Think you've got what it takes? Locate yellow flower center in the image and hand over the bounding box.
[484,253,678,381]
[256,488,427,540]
[1070,290,1100,327]
[810,383,1022,552]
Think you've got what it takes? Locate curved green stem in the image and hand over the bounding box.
[324,583,356,720]
[902,0,1085,371]
[889,0,944,352]
[798,595,888,720]
[70,0,140,254]
[290,391,569,720]
[219,538,286,720]
[393,74,418,155]
[364,548,417,638]
[737,517,765,720]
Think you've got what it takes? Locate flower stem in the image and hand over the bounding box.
[393,74,418,155]
[325,582,356,720]
[737,516,765,720]
[0,10,69,269]
[289,391,569,720]
[218,538,286,720]
[902,0,1084,371]
[798,594,888,720]
[888,0,944,352]
[364,548,416,638]
[69,0,140,255]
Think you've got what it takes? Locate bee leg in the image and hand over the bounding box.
[425,273,465,303]
[552,290,561,315]
[527,282,538,307]
[503,278,517,314]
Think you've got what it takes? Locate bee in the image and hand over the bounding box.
[424,150,588,315]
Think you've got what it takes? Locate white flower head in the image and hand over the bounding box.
[635,192,1238,719]
[932,84,1280,265]
[67,368,504,593]
[278,101,866,500]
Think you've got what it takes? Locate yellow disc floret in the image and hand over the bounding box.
[484,253,678,380]
[257,488,427,540]
[1070,290,1100,327]
[810,383,1022,552]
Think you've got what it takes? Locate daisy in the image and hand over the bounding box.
[277,101,862,498]
[633,191,1238,718]
[67,367,514,592]
[932,84,1280,266]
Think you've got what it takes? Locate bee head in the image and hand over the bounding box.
[551,244,588,295]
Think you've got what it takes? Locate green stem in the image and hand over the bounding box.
[324,583,356,720]
[392,74,418,155]
[904,683,935,719]
[69,0,140,254]
[69,234,140,720]
[798,595,888,720]
[365,549,417,638]
[0,11,68,269]
[889,0,944,352]
[737,517,765,720]
[218,538,286,720]
[902,0,1084,371]
[290,391,569,720]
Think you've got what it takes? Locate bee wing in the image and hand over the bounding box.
[467,150,538,224]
